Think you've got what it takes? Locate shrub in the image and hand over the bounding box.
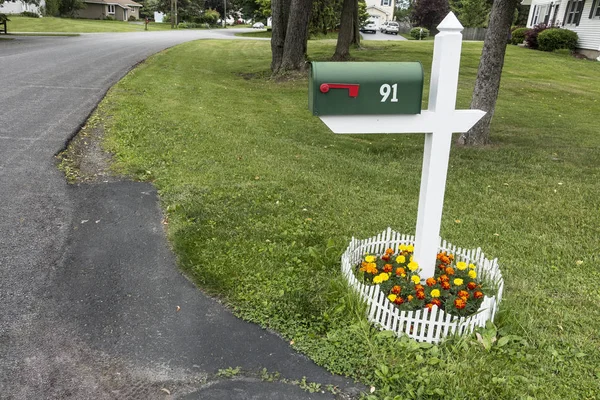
[0,13,10,23]
[128,15,136,21]
[104,15,114,20]
[537,28,579,52]
[410,27,429,40]
[21,11,40,18]
[524,23,548,49]
[510,27,529,45]
[199,8,219,25]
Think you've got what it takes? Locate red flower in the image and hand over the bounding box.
[426,277,437,287]
[474,291,484,299]
[416,290,425,300]
[431,298,442,307]
[383,264,393,273]
[391,285,401,294]
[381,254,390,261]
[467,281,477,290]
[394,296,405,305]
[454,298,466,309]
[441,281,451,290]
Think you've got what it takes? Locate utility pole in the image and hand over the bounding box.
[175,0,178,26]
[170,0,174,28]
[223,0,226,28]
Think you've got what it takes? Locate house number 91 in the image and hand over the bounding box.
[380,83,399,103]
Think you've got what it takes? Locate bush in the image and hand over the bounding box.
[21,11,40,18]
[128,15,136,21]
[524,23,548,49]
[510,27,529,45]
[199,8,219,25]
[537,28,579,51]
[104,15,114,20]
[410,27,429,40]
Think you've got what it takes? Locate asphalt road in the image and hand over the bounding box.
[0,30,361,399]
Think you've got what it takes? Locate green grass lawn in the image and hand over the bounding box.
[89,39,600,399]
[7,16,174,33]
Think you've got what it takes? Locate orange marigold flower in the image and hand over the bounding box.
[385,248,394,255]
[381,254,390,261]
[440,256,450,264]
[425,303,434,311]
[439,274,450,283]
[415,284,424,291]
[391,285,401,294]
[467,281,477,290]
[383,264,393,273]
[431,298,442,307]
[445,267,455,275]
[407,295,414,301]
[395,267,406,277]
[454,298,466,309]
[426,277,437,287]
[448,254,454,260]
[458,290,470,300]
[416,290,426,300]
[394,296,404,305]
[474,291,484,299]
[441,281,451,290]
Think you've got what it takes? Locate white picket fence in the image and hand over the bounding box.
[341,228,504,343]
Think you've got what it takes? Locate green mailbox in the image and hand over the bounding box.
[309,62,423,116]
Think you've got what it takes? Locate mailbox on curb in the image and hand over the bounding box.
[308,62,424,116]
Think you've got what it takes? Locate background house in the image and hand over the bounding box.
[522,0,600,59]
[365,0,395,29]
[0,0,44,15]
[76,0,141,21]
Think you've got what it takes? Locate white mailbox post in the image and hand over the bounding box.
[318,12,485,280]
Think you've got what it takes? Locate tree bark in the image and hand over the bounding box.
[271,0,291,72]
[458,0,519,146]
[278,0,312,72]
[332,0,357,61]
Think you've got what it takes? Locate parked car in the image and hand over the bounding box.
[380,22,389,33]
[252,22,265,29]
[360,23,377,34]
[384,21,399,35]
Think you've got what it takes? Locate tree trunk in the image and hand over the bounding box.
[332,0,356,61]
[278,0,312,72]
[271,0,291,72]
[353,0,360,45]
[458,0,519,146]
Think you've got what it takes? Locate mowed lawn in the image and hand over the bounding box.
[93,39,600,399]
[6,16,174,33]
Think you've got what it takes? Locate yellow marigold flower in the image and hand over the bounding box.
[430,289,441,298]
[381,273,390,282]
[454,278,464,286]
[468,270,477,279]
[456,261,467,270]
[373,275,383,284]
[408,261,419,271]
[411,275,421,284]
[388,294,397,302]
[469,263,476,270]
[399,244,408,252]
[365,255,376,263]
[396,255,406,264]
[406,244,414,253]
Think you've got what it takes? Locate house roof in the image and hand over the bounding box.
[84,0,142,8]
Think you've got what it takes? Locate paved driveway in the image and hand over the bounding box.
[361,30,408,41]
[0,30,360,399]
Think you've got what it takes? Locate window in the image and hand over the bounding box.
[381,0,391,6]
[107,4,115,14]
[564,0,585,25]
[592,0,600,17]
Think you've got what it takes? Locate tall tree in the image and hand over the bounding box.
[450,0,491,27]
[457,0,519,146]
[332,0,359,61]
[271,0,312,74]
[411,0,449,30]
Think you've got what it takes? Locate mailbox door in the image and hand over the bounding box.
[309,62,423,116]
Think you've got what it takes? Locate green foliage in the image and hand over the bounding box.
[410,0,449,30]
[0,13,9,23]
[410,26,429,39]
[58,0,85,17]
[510,27,528,45]
[216,366,241,378]
[42,0,60,16]
[358,0,369,28]
[524,23,548,49]
[450,0,490,28]
[255,0,271,18]
[21,11,40,18]
[537,28,578,52]
[104,15,114,20]
[199,8,219,25]
[128,15,136,21]
[309,0,340,37]
[99,39,600,399]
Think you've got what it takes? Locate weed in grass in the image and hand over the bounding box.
[216,366,241,378]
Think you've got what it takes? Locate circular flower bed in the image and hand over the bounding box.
[342,228,503,343]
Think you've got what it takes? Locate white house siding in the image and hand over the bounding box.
[0,0,44,15]
[527,0,600,54]
[365,0,395,27]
